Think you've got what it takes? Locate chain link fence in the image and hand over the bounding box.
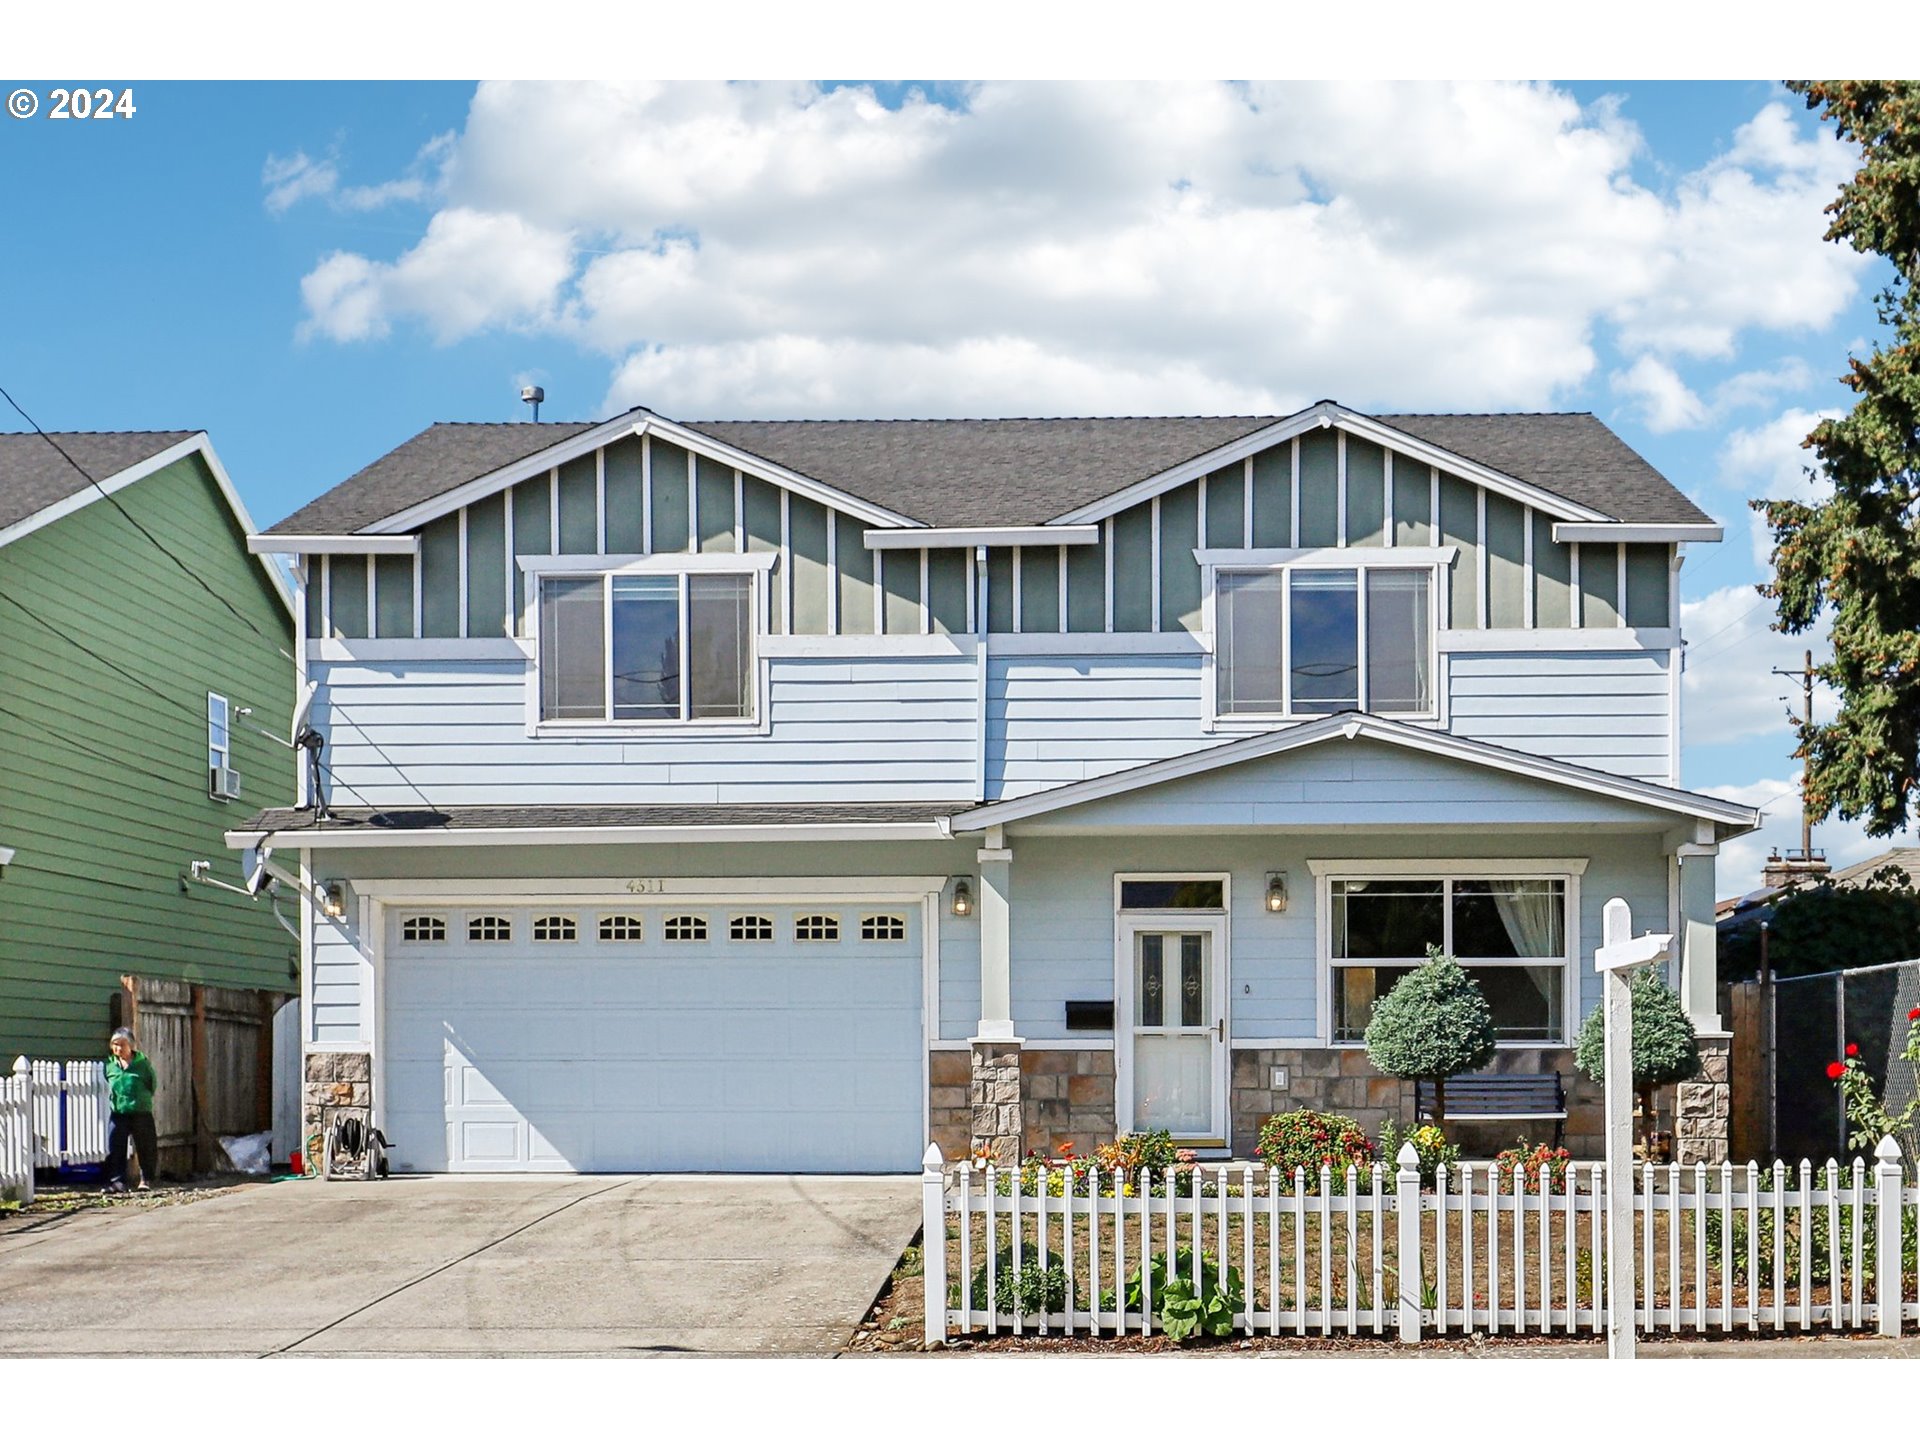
[1773,958,1920,1164]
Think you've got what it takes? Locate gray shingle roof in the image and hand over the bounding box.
[237,802,973,834]
[0,431,199,534]
[265,408,1713,535]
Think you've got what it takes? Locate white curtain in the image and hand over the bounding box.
[1490,881,1561,957]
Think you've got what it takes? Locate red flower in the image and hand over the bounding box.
[1845,1043,1859,1057]
[1827,1061,1847,1080]
[1909,1007,1920,1022]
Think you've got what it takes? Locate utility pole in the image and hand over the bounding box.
[1770,649,1818,862]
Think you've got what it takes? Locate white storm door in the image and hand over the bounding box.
[1121,918,1228,1140]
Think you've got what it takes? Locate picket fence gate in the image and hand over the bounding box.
[919,1140,1920,1346]
[0,1058,111,1202]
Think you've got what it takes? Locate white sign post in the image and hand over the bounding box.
[1594,897,1672,1361]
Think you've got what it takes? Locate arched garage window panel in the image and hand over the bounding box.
[400,915,447,943]
[468,915,512,943]
[860,914,907,942]
[664,914,709,942]
[794,914,840,942]
[729,914,774,942]
[598,914,644,942]
[532,914,579,942]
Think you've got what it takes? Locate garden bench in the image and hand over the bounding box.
[1414,1072,1566,1148]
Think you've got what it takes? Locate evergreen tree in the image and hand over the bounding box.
[1757,82,1920,833]
[1363,949,1497,1133]
[1574,967,1701,1146]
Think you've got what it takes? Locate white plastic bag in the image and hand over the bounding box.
[218,1130,272,1175]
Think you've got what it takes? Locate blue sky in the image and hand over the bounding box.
[0,79,1896,889]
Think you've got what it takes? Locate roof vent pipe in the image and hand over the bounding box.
[520,384,545,422]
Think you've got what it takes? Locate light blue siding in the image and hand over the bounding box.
[987,653,1225,799]
[1448,649,1674,784]
[314,653,979,805]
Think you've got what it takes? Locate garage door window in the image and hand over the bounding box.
[664,914,709,942]
[401,915,447,942]
[532,914,579,942]
[861,914,907,942]
[598,914,644,942]
[729,914,774,941]
[795,914,840,942]
[468,915,512,942]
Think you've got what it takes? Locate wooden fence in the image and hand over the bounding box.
[921,1140,1920,1346]
[112,976,282,1176]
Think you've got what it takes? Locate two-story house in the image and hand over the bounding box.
[0,431,296,1066]
[234,401,1758,1175]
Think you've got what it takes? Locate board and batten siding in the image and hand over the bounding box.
[312,653,978,806]
[0,453,297,1059]
[307,425,1675,648]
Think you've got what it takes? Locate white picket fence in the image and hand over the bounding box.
[0,1057,111,1202]
[920,1139,1920,1345]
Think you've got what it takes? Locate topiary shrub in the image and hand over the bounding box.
[1573,966,1700,1147]
[1362,948,1497,1134]
[1255,1108,1376,1192]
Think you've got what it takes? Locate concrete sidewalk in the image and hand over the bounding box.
[0,1174,919,1357]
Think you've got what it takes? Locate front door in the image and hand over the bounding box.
[1122,920,1228,1141]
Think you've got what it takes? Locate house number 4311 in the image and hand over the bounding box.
[624,879,666,894]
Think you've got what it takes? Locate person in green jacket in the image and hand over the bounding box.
[104,1028,158,1194]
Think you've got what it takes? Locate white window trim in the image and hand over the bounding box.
[1310,860,1585,1051]
[522,552,773,737]
[207,691,233,801]
[1199,549,1450,731]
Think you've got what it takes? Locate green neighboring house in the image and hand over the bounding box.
[0,430,296,1059]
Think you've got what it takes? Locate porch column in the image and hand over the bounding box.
[969,827,1023,1164]
[1674,837,1730,1165]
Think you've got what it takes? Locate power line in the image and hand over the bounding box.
[1,386,438,814]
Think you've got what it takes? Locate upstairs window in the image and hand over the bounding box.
[539,570,755,724]
[208,692,234,798]
[1216,565,1433,719]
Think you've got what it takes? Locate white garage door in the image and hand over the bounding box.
[381,901,925,1173]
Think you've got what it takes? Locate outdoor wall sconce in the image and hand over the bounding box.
[950,877,974,917]
[320,881,347,919]
[1265,871,1289,914]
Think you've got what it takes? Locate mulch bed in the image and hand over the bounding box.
[0,1175,267,1237]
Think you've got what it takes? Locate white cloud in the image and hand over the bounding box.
[1611,355,1706,432]
[1705,773,1915,897]
[262,151,339,214]
[1715,405,1844,566]
[282,82,1873,418]
[1679,582,1836,748]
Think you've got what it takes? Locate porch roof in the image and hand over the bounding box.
[952,713,1760,841]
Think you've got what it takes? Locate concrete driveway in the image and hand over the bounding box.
[0,1174,920,1357]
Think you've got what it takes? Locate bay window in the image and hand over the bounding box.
[1327,873,1571,1044]
[1215,562,1434,718]
[537,567,756,724]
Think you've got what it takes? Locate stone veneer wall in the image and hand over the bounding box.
[1674,1037,1730,1165]
[303,1050,371,1172]
[1019,1049,1116,1159]
[931,1046,1630,1162]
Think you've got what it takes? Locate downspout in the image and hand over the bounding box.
[974,543,990,803]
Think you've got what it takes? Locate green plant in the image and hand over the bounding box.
[1827,1007,1920,1174]
[1363,949,1497,1134]
[1256,1109,1376,1193]
[1123,1245,1244,1341]
[1379,1118,1459,1188]
[965,1247,1067,1317]
[1492,1139,1572,1194]
[1094,1129,1181,1178]
[1702,1169,1918,1284]
[1574,967,1700,1147]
